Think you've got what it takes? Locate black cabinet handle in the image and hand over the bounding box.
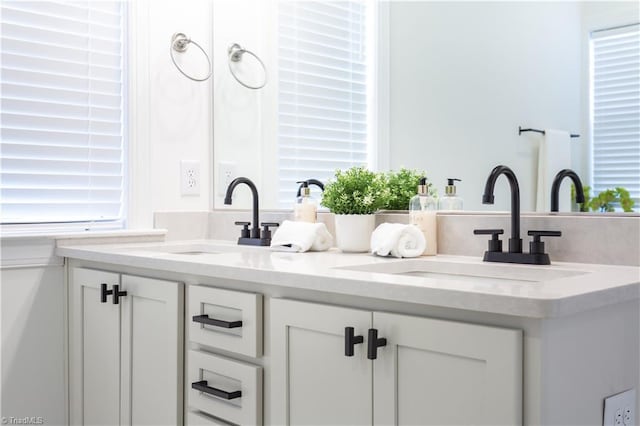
[112,284,127,305]
[367,328,387,360]
[192,314,243,329]
[344,327,364,357]
[100,283,113,303]
[191,380,242,400]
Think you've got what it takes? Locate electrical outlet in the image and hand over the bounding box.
[180,160,200,196]
[604,389,636,426]
[624,407,633,426]
[217,161,237,196]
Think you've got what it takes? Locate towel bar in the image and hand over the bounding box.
[519,126,579,138]
[518,126,580,138]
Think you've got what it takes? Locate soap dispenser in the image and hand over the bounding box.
[409,178,437,256]
[438,178,463,211]
[294,181,318,223]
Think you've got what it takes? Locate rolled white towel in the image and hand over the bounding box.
[370,223,426,258]
[270,220,334,252]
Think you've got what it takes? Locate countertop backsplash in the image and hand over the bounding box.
[154,210,640,266]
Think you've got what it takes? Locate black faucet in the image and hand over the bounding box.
[295,179,325,197]
[224,177,278,246]
[551,169,585,212]
[474,165,561,265]
[481,165,522,253]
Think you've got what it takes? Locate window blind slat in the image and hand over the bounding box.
[3,98,121,121]
[2,172,122,189]
[2,128,122,149]
[2,158,123,175]
[0,1,126,225]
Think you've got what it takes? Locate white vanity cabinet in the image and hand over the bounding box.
[271,298,523,425]
[69,267,184,425]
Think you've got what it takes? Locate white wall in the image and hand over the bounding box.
[387,1,583,212]
[129,0,213,228]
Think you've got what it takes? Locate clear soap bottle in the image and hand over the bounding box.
[409,177,437,256]
[438,178,463,211]
[294,181,318,223]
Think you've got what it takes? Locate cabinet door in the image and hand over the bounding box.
[373,312,522,426]
[271,299,372,426]
[120,275,183,426]
[69,267,121,425]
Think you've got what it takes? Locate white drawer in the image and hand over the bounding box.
[188,285,262,357]
[186,410,232,426]
[188,350,262,426]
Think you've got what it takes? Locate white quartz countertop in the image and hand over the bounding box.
[56,239,640,319]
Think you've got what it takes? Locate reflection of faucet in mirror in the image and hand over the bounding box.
[551,169,585,212]
[224,177,278,246]
[296,179,325,197]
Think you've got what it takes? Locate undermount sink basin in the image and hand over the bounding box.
[132,242,230,256]
[340,259,587,284]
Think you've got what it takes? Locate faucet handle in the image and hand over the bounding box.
[234,221,251,238]
[473,229,504,253]
[527,230,561,255]
[260,222,279,241]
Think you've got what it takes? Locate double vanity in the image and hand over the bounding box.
[57,228,640,426]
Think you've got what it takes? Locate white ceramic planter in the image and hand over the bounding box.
[334,214,376,253]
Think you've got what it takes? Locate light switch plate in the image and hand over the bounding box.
[604,389,636,426]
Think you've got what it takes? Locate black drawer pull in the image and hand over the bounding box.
[191,380,242,400]
[192,314,243,329]
[367,328,387,360]
[344,327,364,357]
[112,284,127,305]
[100,283,113,303]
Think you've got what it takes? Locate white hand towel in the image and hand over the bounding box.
[270,220,334,252]
[536,129,572,212]
[370,223,426,258]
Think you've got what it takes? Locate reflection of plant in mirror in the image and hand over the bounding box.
[383,168,435,210]
[572,185,635,212]
[321,167,391,215]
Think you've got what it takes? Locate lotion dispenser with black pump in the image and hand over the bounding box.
[438,178,463,211]
[294,180,318,223]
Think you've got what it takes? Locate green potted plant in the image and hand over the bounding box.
[572,185,635,212]
[321,167,390,252]
[383,168,435,211]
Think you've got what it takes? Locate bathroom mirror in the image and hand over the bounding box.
[212,1,639,212]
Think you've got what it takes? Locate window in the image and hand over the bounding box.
[1,1,127,227]
[590,24,640,203]
[277,1,374,207]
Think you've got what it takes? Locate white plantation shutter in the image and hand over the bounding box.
[277,1,371,207]
[1,1,126,225]
[591,24,640,202]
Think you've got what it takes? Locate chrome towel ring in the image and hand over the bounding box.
[228,43,267,90]
[170,32,212,82]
